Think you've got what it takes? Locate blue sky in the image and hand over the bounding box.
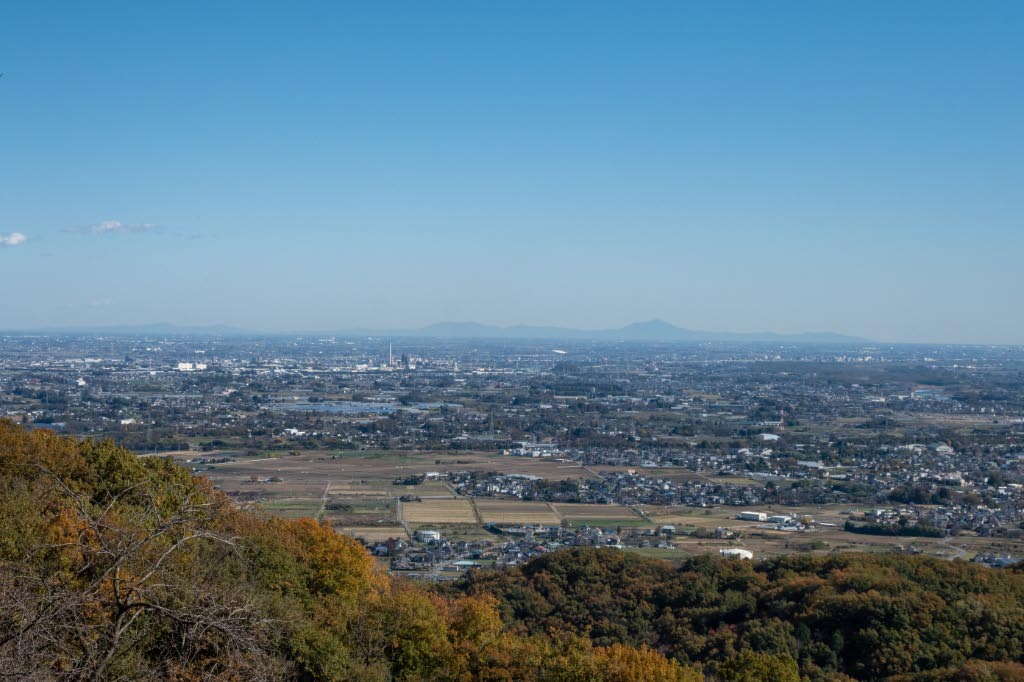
[1,2,1021,343]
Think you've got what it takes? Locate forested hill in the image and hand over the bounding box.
[1,420,1023,682]
[454,547,1024,682]
[0,421,700,681]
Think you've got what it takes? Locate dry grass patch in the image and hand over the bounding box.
[553,503,638,520]
[401,498,478,524]
[475,499,560,525]
[337,526,408,543]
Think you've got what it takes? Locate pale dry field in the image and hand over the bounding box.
[401,498,478,524]
[553,503,639,520]
[475,499,560,525]
[336,526,408,543]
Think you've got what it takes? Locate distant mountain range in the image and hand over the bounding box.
[408,319,868,343]
[15,319,870,344]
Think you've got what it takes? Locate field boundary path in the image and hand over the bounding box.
[315,480,331,521]
[470,498,484,524]
[396,498,413,537]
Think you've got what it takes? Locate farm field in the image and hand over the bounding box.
[259,498,322,519]
[474,499,560,525]
[401,498,478,524]
[322,497,397,527]
[187,450,588,494]
[552,503,641,521]
[335,526,406,544]
[177,449,1024,561]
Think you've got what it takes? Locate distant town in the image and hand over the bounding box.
[2,333,1022,575]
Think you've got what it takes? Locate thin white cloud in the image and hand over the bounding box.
[0,232,28,247]
[64,220,158,235]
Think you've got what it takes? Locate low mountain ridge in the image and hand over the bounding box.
[8,319,871,344]
[409,318,869,343]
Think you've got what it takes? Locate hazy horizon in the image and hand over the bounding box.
[1,317,1016,346]
[0,317,995,347]
[2,3,1022,345]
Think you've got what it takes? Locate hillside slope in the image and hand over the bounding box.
[1,420,1022,681]
[0,421,699,681]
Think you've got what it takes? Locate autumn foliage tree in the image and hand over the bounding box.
[4,420,1024,682]
[0,421,694,681]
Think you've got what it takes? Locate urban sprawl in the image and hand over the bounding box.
[2,334,1023,576]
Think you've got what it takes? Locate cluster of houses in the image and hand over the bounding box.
[373,522,761,575]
